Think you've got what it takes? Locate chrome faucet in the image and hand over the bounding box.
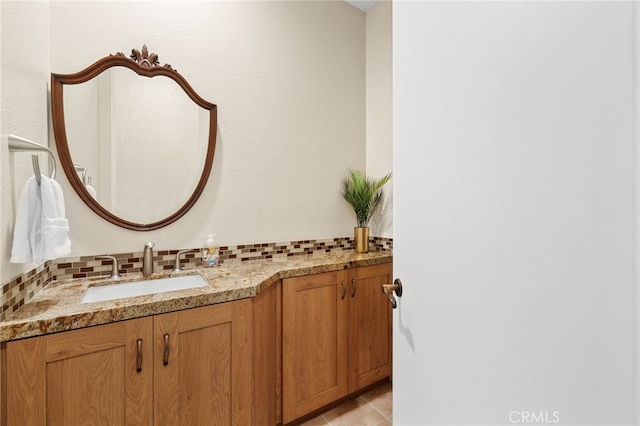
[143,241,155,276]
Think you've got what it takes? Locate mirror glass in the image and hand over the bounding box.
[51,46,217,230]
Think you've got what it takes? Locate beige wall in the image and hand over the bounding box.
[49,0,366,256]
[365,0,392,238]
[1,1,51,282]
[1,1,394,284]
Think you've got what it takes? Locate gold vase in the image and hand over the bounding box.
[354,227,369,253]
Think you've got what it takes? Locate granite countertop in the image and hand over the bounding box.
[0,251,391,343]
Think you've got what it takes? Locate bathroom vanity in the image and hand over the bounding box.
[0,252,392,425]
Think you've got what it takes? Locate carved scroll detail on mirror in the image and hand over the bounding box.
[115,44,175,70]
[51,45,217,231]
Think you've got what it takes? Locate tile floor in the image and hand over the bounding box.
[299,380,392,425]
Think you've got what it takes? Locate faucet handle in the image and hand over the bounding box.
[173,249,192,273]
[145,241,155,249]
[96,255,121,279]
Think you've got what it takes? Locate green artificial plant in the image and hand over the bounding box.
[341,170,392,228]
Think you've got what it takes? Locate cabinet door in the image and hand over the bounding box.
[4,317,153,426]
[153,300,252,426]
[282,270,348,424]
[348,263,392,392]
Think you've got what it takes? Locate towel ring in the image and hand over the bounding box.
[73,164,90,186]
[8,134,57,185]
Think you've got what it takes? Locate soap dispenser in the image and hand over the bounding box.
[202,234,220,267]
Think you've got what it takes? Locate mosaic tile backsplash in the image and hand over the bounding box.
[1,236,392,320]
[1,261,50,320]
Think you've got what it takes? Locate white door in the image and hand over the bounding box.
[392,2,637,425]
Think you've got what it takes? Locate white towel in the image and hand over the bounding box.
[10,176,71,264]
[40,176,71,261]
[85,184,97,199]
[10,176,42,264]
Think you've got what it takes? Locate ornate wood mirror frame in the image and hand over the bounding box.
[51,45,217,231]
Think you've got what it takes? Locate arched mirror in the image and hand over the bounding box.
[51,45,217,231]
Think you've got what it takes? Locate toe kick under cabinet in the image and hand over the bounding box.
[282,263,393,424]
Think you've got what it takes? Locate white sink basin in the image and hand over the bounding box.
[81,274,208,304]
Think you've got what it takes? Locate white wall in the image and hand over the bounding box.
[366,0,392,238]
[0,0,368,281]
[1,1,50,282]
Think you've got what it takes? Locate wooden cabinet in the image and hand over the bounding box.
[282,263,392,423]
[3,317,154,425]
[282,270,348,423]
[347,263,393,391]
[2,299,252,426]
[153,300,252,425]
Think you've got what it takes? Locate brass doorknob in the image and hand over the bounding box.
[381,278,403,309]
